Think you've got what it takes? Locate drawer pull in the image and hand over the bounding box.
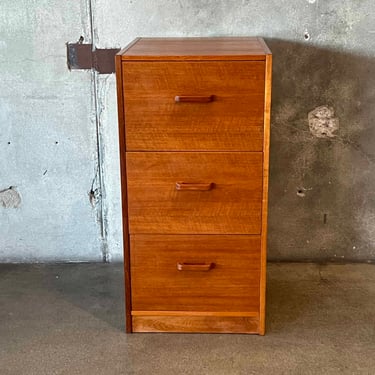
[177,262,215,271]
[176,182,214,191]
[175,95,214,103]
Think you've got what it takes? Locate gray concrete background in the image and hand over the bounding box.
[1,1,374,262]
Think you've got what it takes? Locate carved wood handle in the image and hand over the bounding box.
[177,262,215,271]
[175,182,214,191]
[175,95,214,103]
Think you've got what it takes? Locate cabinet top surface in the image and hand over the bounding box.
[119,37,271,61]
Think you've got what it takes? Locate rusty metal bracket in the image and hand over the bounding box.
[67,43,120,74]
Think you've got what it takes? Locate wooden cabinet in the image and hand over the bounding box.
[116,37,272,334]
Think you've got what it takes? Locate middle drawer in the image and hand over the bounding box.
[126,152,263,234]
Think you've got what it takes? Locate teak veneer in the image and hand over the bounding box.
[116,37,272,334]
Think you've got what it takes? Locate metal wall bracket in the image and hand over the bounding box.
[67,43,120,74]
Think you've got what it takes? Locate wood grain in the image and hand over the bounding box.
[121,37,267,61]
[132,315,259,334]
[259,53,272,336]
[123,61,265,151]
[126,152,263,234]
[130,234,261,312]
[131,311,259,317]
[115,54,132,333]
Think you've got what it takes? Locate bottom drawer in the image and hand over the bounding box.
[130,235,261,313]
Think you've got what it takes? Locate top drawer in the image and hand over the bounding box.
[122,61,265,151]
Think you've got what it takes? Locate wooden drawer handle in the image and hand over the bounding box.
[175,95,214,103]
[176,182,214,191]
[177,262,215,271]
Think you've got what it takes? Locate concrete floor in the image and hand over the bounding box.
[0,263,374,374]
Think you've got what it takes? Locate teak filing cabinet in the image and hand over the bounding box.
[116,37,272,334]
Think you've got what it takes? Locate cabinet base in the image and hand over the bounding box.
[131,313,261,334]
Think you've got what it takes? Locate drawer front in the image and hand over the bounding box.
[130,235,261,312]
[126,152,263,234]
[123,61,265,151]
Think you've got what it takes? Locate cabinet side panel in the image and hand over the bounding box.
[259,53,272,335]
[116,55,132,332]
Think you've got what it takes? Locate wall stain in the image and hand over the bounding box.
[0,187,21,208]
[308,105,339,138]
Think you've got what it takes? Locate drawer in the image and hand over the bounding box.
[130,235,261,312]
[126,152,263,234]
[122,61,265,151]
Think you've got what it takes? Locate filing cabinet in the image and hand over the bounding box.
[116,37,272,334]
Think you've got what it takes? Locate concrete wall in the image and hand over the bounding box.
[0,1,103,262]
[1,0,374,262]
